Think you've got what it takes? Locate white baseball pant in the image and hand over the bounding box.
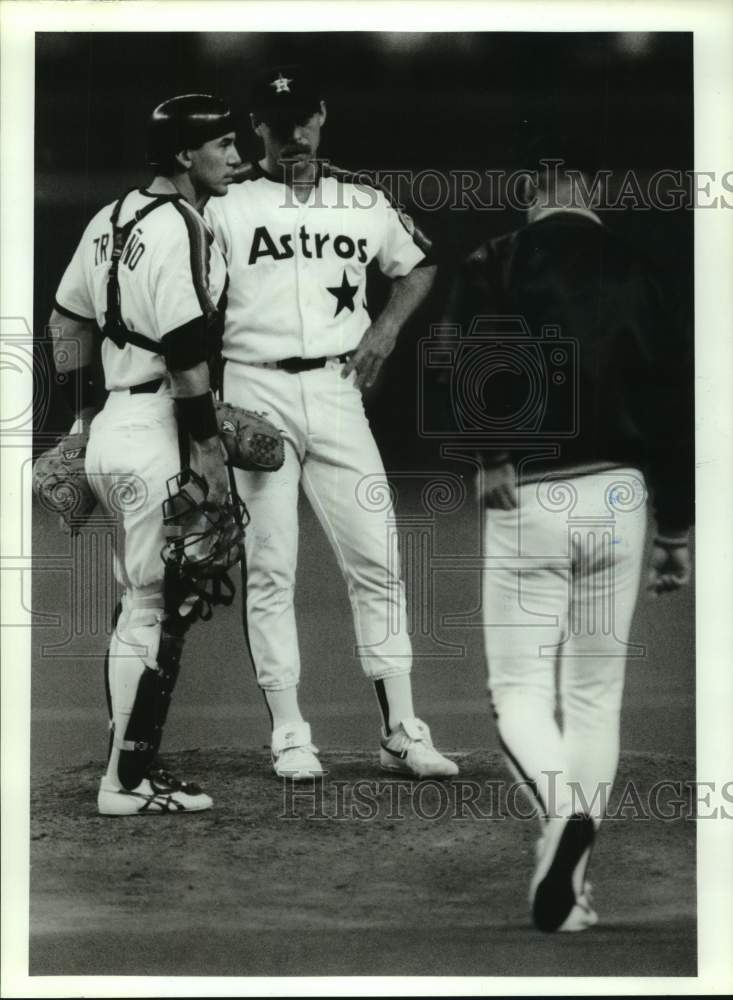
[85,389,181,748]
[482,468,647,823]
[223,359,412,690]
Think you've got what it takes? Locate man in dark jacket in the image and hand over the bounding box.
[445,141,693,932]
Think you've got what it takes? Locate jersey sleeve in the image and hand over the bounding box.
[54,228,96,321]
[151,206,216,371]
[631,263,694,534]
[375,190,434,278]
[204,198,231,262]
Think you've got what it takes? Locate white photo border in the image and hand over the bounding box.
[2,1,731,996]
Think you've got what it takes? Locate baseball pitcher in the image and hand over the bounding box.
[206,65,458,781]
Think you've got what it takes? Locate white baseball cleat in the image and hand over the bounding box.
[379,717,459,779]
[556,900,599,932]
[271,721,325,781]
[557,884,599,932]
[97,767,213,816]
[530,812,596,932]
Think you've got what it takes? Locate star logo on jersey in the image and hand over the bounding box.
[326,270,358,317]
[270,73,293,94]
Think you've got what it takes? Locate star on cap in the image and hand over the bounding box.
[326,270,358,317]
[270,73,293,94]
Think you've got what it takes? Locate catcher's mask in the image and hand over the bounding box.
[161,469,248,598]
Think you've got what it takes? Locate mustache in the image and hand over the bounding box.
[279,145,313,158]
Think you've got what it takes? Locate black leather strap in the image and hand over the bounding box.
[129,377,164,395]
[277,353,352,373]
[102,192,182,356]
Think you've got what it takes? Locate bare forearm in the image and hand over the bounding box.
[48,309,99,425]
[376,265,436,334]
[49,309,95,372]
[48,309,94,374]
[342,265,437,390]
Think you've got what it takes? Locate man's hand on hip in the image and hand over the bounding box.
[341,317,399,391]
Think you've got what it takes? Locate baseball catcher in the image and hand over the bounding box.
[44,93,246,815]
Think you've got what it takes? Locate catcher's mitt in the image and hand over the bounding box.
[32,431,97,532]
[214,399,284,472]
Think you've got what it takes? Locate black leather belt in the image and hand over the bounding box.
[129,377,164,394]
[276,354,352,373]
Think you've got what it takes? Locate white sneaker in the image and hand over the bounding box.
[97,767,213,816]
[271,722,325,781]
[559,881,599,931]
[557,897,599,932]
[530,812,596,932]
[379,717,459,779]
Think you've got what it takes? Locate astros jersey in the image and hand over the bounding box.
[55,188,227,390]
[205,162,432,364]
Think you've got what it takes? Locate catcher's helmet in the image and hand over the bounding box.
[147,93,234,169]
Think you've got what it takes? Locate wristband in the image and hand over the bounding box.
[175,392,219,442]
[57,364,99,420]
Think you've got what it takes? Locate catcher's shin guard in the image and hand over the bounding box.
[103,599,124,766]
[116,626,186,791]
[109,472,248,790]
[108,583,198,792]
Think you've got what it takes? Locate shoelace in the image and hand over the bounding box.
[148,767,202,795]
[395,723,433,749]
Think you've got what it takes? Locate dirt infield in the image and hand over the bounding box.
[30,748,696,979]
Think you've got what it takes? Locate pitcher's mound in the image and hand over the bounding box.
[30,748,696,978]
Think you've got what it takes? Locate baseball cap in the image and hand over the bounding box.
[250,64,323,123]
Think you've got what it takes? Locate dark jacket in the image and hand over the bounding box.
[445,210,693,533]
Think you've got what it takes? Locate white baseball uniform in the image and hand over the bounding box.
[205,162,431,690]
[55,183,226,735]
